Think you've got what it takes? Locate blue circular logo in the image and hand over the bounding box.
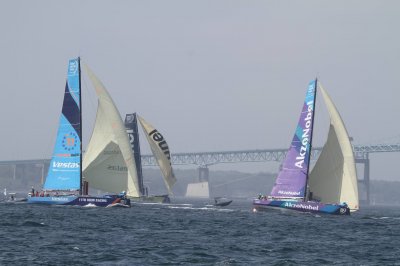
[62,132,78,151]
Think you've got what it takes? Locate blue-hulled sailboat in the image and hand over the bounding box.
[253,79,359,215]
[27,58,131,207]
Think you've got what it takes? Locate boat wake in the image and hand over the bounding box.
[368,216,400,220]
[82,203,98,208]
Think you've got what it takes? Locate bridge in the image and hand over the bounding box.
[1,142,399,204]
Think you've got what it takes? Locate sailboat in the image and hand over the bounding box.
[27,58,131,207]
[124,113,176,203]
[253,79,359,215]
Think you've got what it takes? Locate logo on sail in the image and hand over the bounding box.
[53,161,80,168]
[148,129,171,161]
[126,129,136,151]
[295,100,314,169]
[107,165,128,172]
[62,132,78,152]
[68,60,78,75]
[126,114,135,123]
[278,190,301,196]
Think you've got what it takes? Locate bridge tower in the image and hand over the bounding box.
[356,156,370,205]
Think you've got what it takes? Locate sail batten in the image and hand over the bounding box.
[82,64,140,197]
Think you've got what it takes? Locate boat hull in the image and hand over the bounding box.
[129,195,170,203]
[253,199,350,215]
[215,200,233,207]
[27,195,127,207]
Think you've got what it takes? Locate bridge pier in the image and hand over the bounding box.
[356,157,370,206]
[198,166,209,182]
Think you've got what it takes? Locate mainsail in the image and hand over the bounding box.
[82,64,140,197]
[308,83,359,211]
[44,58,81,191]
[125,113,145,196]
[269,80,317,199]
[138,115,177,194]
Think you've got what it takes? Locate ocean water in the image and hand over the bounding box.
[0,199,399,265]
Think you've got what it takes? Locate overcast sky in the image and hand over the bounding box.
[1,1,399,180]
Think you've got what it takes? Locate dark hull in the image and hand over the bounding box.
[27,195,128,207]
[215,200,233,207]
[253,199,350,215]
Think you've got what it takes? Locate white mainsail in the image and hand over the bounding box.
[308,83,359,211]
[138,115,177,194]
[82,63,140,197]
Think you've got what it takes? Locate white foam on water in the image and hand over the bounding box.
[83,203,97,208]
[369,216,400,220]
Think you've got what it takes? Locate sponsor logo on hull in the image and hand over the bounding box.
[284,201,319,211]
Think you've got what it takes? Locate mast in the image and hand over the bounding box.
[133,113,145,196]
[78,57,83,195]
[304,78,318,201]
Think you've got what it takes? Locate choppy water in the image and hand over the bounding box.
[1,199,400,265]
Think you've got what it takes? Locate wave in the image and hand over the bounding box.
[167,206,234,212]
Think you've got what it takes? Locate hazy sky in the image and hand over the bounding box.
[1,1,399,180]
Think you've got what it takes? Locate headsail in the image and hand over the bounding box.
[125,113,145,196]
[82,64,140,197]
[269,80,317,199]
[44,58,81,191]
[308,83,359,211]
[138,115,176,194]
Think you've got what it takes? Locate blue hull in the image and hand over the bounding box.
[27,195,125,207]
[253,199,350,215]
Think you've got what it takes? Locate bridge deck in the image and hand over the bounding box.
[0,143,399,167]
